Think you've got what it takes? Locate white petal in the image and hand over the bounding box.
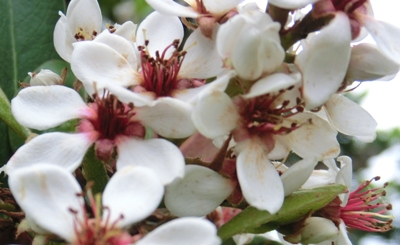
[337,221,352,245]
[280,113,340,160]
[217,15,246,59]
[360,14,400,65]
[165,165,234,217]
[114,21,138,43]
[145,0,200,18]
[336,156,352,206]
[268,0,321,9]
[302,169,337,189]
[346,43,399,82]
[324,94,377,142]
[94,30,139,71]
[192,90,240,139]
[4,132,94,175]
[135,97,196,138]
[236,140,284,213]
[54,13,75,62]
[66,0,102,39]
[244,73,299,99]
[8,164,84,242]
[116,138,184,185]
[281,158,318,196]
[179,26,223,79]
[136,11,184,58]
[136,218,220,245]
[102,82,154,107]
[71,41,140,95]
[231,27,263,80]
[203,0,242,16]
[11,86,89,130]
[173,71,236,103]
[296,13,351,109]
[102,166,164,227]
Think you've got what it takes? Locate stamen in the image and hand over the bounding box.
[340,177,394,232]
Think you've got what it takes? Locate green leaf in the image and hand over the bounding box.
[0,0,65,168]
[82,145,109,195]
[217,184,348,241]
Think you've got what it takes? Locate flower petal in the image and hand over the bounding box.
[145,0,200,18]
[114,21,138,43]
[116,138,184,185]
[136,11,184,58]
[164,165,234,217]
[172,70,235,103]
[296,13,351,109]
[236,140,284,213]
[179,26,223,79]
[11,86,89,130]
[66,0,102,39]
[268,0,321,9]
[102,166,164,227]
[136,218,220,245]
[203,0,242,16]
[3,132,94,175]
[8,164,84,242]
[336,156,352,206]
[192,90,240,139]
[94,30,139,71]
[135,97,196,138]
[71,41,140,96]
[244,73,299,99]
[324,94,377,142]
[346,43,399,82]
[281,158,318,196]
[279,113,340,160]
[360,14,400,65]
[54,13,75,62]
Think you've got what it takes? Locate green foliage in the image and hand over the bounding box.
[0,0,66,168]
[218,184,347,241]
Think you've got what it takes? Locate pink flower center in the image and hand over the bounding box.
[78,92,145,161]
[69,193,132,245]
[136,40,205,98]
[340,176,393,232]
[234,87,306,138]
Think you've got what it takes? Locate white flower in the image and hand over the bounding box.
[71,11,225,138]
[28,69,63,86]
[54,0,102,62]
[1,85,184,185]
[191,73,340,213]
[8,164,164,244]
[216,8,285,80]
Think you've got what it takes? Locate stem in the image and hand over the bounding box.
[0,88,30,140]
[82,145,109,195]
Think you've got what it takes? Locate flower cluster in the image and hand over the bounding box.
[0,0,397,244]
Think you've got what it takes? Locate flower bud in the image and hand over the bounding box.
[217,9,284,81]
[28,69,63,86]
[300,217,339,244]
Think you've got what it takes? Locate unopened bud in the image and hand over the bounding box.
[300,217,339,244]
[28,69,63,86]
